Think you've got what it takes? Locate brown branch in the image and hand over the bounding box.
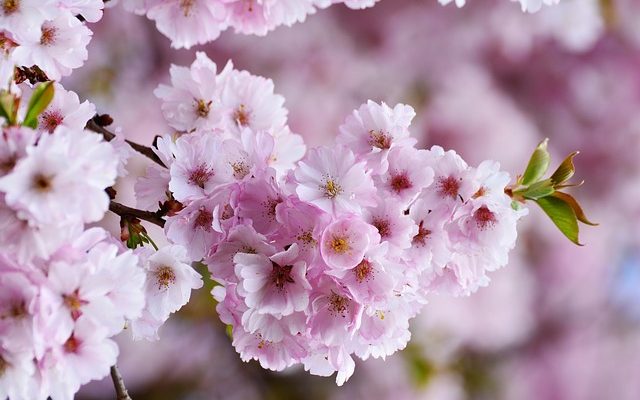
[109,200,166,228]
[110,365,132,400]
[86,118,166,167]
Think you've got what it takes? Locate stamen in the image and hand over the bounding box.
[330,235,350,254]
[328,291,349,317]
[63,334,80,353]
[354,259,373,283]
[368,130,391,150]
[179,0,195,16]
[412,221,431,247]
[155,266,176,290]
[474,206,496,230]
[371,218,391,238]
[195,98,211,118]
[63,289,88,320]
[40,110,64,133]
[231,161,250,180]
[270,261,295,290]
[322,179,343,199]
[233,104,250,127]
[193,208,213,231]
[297,231,316,247]
[2,0,19,15]
[436,175,461,199]
[188,164,214,189]
[0,354,7,376]
[390,172,412,193]
[40,24,57,46]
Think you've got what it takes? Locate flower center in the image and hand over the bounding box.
[330,235,350,254]
[0,355,7,377]
[40,109,64,133]
[2,0,18,15]
[371,217,391,238]
[233,104,250,127]
[262,196,282,220]
[0,155,16,175]
[328,291,349,316]
[63,290,88,321]
[270,261,295,290]
[256,333,270,349]
[221,203,234,220]
[40,24,57,46]
[354,259,373,283]
[155,266,176,290]
[322,179,342,199]
[244,0,255,12]
[412,221,431,247]
[231,161,250,180]
[472,186,486,199]
[179,0,195,16]
[188,164,214,189]
[297,231,316,247]
[368,130,391,150]
[63,334,80,353]
[195,98,211,118]
[32,173,53,192]
[474,206,496,230]
[9,301,27,318]
[390,172,412,193]
[193,208,213,231]
[436,175,461,199]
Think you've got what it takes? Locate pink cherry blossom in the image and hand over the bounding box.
[337,100,416,173]
[36,83,95,134]
[168,132,233,202]
[235,244,311,317]
[154,52,228,132]
[11,10,92,80]
[294,145,376,215]
[376,145,435,207]
[320,215,380,271]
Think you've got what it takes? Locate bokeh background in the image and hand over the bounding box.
[67,0,640,398]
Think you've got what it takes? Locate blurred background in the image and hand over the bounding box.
[67,0,640,398]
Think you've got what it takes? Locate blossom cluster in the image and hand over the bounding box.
[0,0,104,81]
[121,0,560,49]
[0,79,203,398]
[142,53,526,385]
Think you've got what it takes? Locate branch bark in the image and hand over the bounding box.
[110,365,132,400]
[86,119,166,168]
[109,200,166,228]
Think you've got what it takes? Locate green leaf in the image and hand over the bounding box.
[520,179,555,200]
[23,81,54,129]
[550,151,579,185]
[0,90,18,125]
[535,195,582,246]
[521,138,550,186]
[552,191,598,226]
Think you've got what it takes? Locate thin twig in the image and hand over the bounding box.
[109,200,166,228]
[110,365,132,400]
[86,119,166,167]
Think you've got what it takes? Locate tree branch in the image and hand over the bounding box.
[110,365,132,400]
[109,200,166,228]
[86,118,166,168]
